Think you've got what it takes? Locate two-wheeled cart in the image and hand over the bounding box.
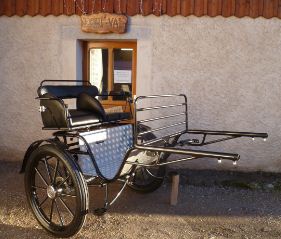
[20,80,268,237]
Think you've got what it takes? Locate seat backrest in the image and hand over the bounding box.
[37,85,99,99]
[76,92,106,120]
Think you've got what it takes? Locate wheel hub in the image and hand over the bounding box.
[47,185,56,199]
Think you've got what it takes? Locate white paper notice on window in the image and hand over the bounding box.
[114,70,132,84]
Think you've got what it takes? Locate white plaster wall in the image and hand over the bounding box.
[0,15,280,172]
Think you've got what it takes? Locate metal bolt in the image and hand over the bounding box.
[39,106,46,112]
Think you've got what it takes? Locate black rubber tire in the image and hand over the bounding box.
[127,151,169,193]
[24,144,89,238]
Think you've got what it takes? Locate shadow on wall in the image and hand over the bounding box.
[0,146,25,162]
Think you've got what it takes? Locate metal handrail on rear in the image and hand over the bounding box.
[132,93,267,164]
[134,94,188,146]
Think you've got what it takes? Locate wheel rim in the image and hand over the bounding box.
[29,154,78,228]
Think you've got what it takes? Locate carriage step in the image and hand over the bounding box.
[94,208,107,216]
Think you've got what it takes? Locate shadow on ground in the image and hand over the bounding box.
[0,223,48,238]
[1,160,281,218]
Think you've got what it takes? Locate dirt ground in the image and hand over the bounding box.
[1,161,281,239]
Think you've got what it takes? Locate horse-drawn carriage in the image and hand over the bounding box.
[20,80,267,237]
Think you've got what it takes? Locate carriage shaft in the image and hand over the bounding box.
[187,130,268,138]
[134,145,240,161]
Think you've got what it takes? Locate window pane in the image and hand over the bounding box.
[89,48,108,99]
[112,48,133,100]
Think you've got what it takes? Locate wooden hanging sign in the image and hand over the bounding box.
[81,13,127,34]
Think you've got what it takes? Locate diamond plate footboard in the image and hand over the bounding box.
[78,124,133,180]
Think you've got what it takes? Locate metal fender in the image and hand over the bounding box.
[19,138,68,173]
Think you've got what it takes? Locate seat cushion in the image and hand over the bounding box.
[68,110,101,127]
[68,110,130,127]
[77,93,131,122]
[106,112,131,122]
[77,92,106,120]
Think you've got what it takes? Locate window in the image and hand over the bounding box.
[83,41,137,109]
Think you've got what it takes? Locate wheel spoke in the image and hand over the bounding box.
[145,168,163,179]
[58,197,74,217]
[50,199,55,222]
[35,168,48,186]
[57,175,70,188]
[39,196,49,208]
[32,185,47,190]
[60,193,77,198]
[62,167,68,180]
[52,159,59,184]
[55,199,64,227]
[141,167,147,182]
[44,157,52,183]
[133,170,137,180]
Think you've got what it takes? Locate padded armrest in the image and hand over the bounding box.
[40,93,69,128]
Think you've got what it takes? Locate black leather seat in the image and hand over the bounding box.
[76,92,130,123]
[38,85,131,129]
[68,110,131,127]
[106,112,131,122]
[68,110,101,127]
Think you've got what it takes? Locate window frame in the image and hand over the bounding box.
[83,40,137,107]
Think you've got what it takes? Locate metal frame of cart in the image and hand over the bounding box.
[20,80,268,237]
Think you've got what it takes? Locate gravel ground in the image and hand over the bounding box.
[1,161,281,239]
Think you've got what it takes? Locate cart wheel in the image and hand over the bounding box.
[24,144,89,238]
[127,151,168,193]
